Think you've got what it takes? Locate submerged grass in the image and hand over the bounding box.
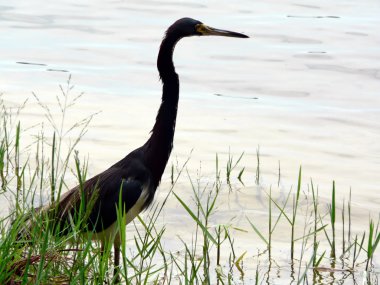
[0,80,379,284]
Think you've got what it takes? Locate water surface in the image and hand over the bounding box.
[1,0,379,283]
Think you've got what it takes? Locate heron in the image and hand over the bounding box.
[22,17,248,279]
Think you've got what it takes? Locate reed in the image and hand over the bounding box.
[0,80,379,284]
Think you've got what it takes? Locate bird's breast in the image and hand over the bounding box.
[88,185,150,244]
[125,185,150,225]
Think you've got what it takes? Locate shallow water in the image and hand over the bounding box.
[1,0,380,283]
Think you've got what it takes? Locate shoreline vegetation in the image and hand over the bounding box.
[0,79,379,284]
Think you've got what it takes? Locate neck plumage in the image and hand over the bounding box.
[144,33,181,187]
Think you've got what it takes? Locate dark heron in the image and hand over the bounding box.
[24,17,248,277]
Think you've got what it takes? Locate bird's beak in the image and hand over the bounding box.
[196,24,249,38]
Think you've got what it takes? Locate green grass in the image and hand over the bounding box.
[0,80,379,284]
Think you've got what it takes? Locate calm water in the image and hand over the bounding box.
[1,0,380,283]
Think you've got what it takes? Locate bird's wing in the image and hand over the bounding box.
[87,175,144,232]
[55,166,147,234]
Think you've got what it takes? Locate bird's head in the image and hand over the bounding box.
[166,17,249,39]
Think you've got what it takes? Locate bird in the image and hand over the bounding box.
[21,17,248,280]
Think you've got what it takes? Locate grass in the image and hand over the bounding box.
[0,80,379,284]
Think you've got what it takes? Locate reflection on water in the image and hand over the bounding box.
[1,0,380,283]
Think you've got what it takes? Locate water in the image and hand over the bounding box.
[1,0,380,283]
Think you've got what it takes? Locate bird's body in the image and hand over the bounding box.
[23,18,248,279]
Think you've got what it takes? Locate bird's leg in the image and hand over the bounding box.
[114,243,121,283]
[100,241,105,256]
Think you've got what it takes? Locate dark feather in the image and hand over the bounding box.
[51,149,153,235]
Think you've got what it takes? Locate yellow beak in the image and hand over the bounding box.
[196,24,249,38]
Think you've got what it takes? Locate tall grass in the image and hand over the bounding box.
[0,80,379,284]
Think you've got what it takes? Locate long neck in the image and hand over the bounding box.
[144,34,181,187]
